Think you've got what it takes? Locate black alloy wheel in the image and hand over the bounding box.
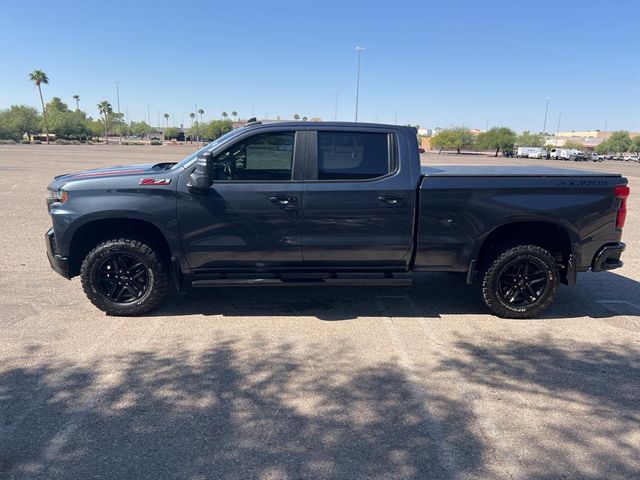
[481,244,559,319]
[496,258,549,308]
[97,253,149,304]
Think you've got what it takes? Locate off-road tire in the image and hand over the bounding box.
[80,238,168,316]
[481,244,558,319]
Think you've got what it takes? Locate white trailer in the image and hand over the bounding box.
[517,147,545,158]
[550,148,574,160]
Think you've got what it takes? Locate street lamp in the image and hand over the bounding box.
[354,46,365,122]
[542,97,551,145]
[116,81,122,145]
[555,111,562,146]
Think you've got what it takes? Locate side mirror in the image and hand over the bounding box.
[189,152,213,190]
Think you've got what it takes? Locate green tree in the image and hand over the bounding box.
[164,127,180,140]
[607,131,631,154]
[129,120,151,138]
[198,108,204,123]
[231,111,238,122]
[431,127,474,154]
[294,114,300,120]
[203,120,233,141]
[629,136,640,155]
[476,127,517,156]
[595,140,611,155]
[72,95,80,111]
[28,69,50,144]
[221,111,228,120]
[97,100,113,144]
[0,105,41,141]
[46,96,70,113]
[431,129,453,154]
[516,130,543,147]
[48,109,91,140]
[163,113,169,128]
[302,116,308,121]
[562,140,584,150]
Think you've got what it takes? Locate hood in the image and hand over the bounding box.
[48,162,175,190]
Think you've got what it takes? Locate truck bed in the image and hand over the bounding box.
[421,165,622,177]
[414,165,624,274]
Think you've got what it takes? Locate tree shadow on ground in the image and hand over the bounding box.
[0,339,485,480]
[440,337,640,479]
[151,271,640,321]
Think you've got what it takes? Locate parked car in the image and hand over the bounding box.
[502,149,515,157]
[45,121,629,319]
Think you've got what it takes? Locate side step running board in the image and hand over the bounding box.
[191,276,413,288]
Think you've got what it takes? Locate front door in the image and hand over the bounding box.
[177,129,305,271]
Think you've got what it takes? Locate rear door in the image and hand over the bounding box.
[301,128,415,269]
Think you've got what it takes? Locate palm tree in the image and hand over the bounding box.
[231,111,238,122]
[72,95,80,111]
[189,112,195,144]
[97,100,112,144]
[222,111,228,121]
[294,114,300,121]
[28,70,50,144]
[164,113,169,128]
[198,108,204,123]
[302,116,308,121]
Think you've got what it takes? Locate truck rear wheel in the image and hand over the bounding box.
[80,238,169,316]
[480,244,558,319]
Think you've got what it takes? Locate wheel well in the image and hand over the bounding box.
[476,221,572,282]
[68,218,171,277]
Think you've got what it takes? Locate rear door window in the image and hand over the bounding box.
[317,132,390,180]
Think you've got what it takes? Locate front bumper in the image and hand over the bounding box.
[591,242,625,272]
[46,228,71,279]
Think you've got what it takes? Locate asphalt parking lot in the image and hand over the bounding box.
[1,145,639,480]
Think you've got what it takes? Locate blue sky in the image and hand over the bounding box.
[1,0,638,132]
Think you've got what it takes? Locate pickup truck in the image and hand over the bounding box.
[46,121,629,318]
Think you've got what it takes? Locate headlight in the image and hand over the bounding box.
[46,189,68,212]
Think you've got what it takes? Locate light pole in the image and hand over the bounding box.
[334,89,339,121]
[555,110,562,146]
[354,46,365,122]
[542,97,550,146]
[116,81,122,145]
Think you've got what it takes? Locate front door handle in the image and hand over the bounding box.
[378,194,404,205]
[269,195,298,207]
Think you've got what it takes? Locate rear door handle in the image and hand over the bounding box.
[378,194,405,205]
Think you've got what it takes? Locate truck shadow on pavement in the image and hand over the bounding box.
[1,336,638,479]
[154,271,640,321]
[0,339,484,480]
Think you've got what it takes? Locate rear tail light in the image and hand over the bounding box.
[614,185,629,229]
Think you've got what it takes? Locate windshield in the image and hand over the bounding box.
[173,128,247,169]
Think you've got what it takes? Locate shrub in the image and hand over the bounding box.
[0,139,17,145]
[150,140,163,146]
[54,139,72,145]
[20,139,31,144]
[32,140,42,144]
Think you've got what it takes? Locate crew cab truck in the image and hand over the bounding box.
[46,121,630,318]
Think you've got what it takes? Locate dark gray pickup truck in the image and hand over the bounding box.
[46,121,629,318]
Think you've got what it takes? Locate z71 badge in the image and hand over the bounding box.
[139,178,171,185]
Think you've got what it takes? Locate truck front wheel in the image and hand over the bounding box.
[480,244,558,319]
[80,238,169,316]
